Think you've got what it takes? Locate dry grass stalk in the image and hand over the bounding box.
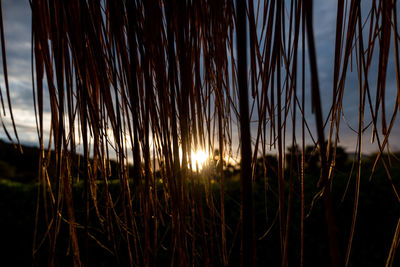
[0,0,398,266]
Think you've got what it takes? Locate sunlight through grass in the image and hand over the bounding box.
[190,149,209,171]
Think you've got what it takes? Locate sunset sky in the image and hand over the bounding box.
[1,0,399,154]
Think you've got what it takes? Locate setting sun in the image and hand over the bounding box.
[190,150,210,171]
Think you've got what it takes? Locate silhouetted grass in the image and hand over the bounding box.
[0,0,399,266]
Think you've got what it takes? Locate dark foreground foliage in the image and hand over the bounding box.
[1,151,399,266]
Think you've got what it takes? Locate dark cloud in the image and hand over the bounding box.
[1,1,33,109]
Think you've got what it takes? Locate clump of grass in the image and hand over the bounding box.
[0,0,399,266]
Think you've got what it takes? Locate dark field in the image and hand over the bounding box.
[1,141,399,266]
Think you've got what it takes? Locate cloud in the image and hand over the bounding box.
[0,0,398,155]
[0,0,34,144]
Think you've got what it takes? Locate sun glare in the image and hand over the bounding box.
[190,150,209,171]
